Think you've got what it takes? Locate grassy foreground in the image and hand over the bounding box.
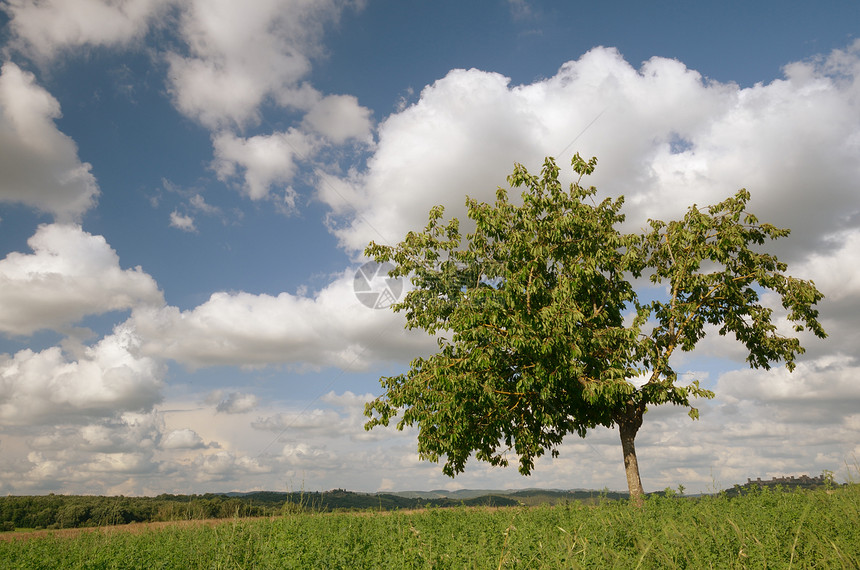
[1,485,857,569]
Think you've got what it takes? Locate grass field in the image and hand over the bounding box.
[1,484,857,569]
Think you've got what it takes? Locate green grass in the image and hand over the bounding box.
[1,485,858,569]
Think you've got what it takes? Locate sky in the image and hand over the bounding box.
[0,0,858,497]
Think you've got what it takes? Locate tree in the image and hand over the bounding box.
[364,155,825,505]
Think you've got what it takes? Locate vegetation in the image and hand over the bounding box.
[1,485,857,568]
[364,154,826,504]
[0,490,526,531]
[0,494,263,530]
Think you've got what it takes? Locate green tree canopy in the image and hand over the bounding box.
[364,155,825,504]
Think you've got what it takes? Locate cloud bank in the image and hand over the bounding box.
[129,269,433,371]
[0,323,163,426]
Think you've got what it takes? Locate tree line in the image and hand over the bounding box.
[0,490,520,531]
[0,493,274,530]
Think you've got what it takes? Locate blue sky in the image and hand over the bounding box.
[0,0,859,496]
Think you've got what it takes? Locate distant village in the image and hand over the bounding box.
[745,473,834,488]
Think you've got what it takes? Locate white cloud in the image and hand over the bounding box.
[771,228,860,360]
[169,210,197,232]
[161,184,228,230]
[0,224,163,335]
[3,0,171,60]
[84,451,152,474]
[0,62,99,220]
[190,450,270,482]
[166,0,357,130]
[189,194,221,216]
[5,0,371,218]
[78,414,160,453]
[129,268,433,370]
[216,392,259,414]
[4,410,164,493]
[0,324,164,425]
[324,49,728,251]
[717,354,860,423]
[795,229,860,302]
[279,442,339,469]
[326,45,860,259]
[253,408,344,433]
[162,428,207,450]
[26,412,160,455]
[211,129,317,204]
[303,94,373,144]
[164,0,370,212]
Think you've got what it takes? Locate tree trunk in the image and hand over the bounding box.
[616,401,645,507]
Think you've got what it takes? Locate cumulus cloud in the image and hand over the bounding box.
[0,62,99,220]
[0,224,163,335]
[160,182,229,231]
[0,411,165,494]
[5,0,373,217]
[129,268,434,370]
[165,0,358,129]
[795,229,860,303]
[252,391,391,449]
[162,428,207,450]
[5,0,374,217]
[619,386,860,492]
[2,0,171,60]
[189,194,221,216]
[253,408,348,439]
[164,0,373,212]
[302,94,373,144]
[190,450,270,482]
[84,451,153,474]
[169,210,196,232]
[326,45,860,259]
[26,412,160,455]
[211,129,317,204]
[78,415,160,453]
[0,324,164,425]
[717,354,860,423]
[215,392,259,414]
[279,442,339,469]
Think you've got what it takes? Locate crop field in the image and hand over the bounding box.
[1,485,857,569]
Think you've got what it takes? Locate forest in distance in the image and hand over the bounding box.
[0,476,837,532]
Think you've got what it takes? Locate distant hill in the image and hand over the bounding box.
[219,488,633,511]
[387,488,629,504]
[388,489,501,500]
[223,489,522,510]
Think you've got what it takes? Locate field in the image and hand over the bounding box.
[1,485,857,569]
